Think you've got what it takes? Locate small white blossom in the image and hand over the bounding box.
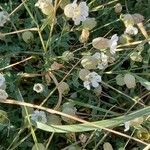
[83,72,102,90]
[33,83,44,93]
[108,34,119,54]
[31,110,47,123]
[92,52,108,69]
[124,121,131,132]
[64,0,89,25]
[0,89,8,99]
[125,25,138,35]
[0,11,10,27]
[0,74,5,86]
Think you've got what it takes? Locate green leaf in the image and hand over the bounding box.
[36,106,150,133]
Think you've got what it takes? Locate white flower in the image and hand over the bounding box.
[92,52,108,69]
[0,73,5,86]
[64,0,89,25]
[124,121,131,132]
[0,89,8,99]
[83,72,102,90]
[125,25,138,35]
[33,83,44,93]
[0,11,10,27]
[31,110,47,123]
[108,34,119,54]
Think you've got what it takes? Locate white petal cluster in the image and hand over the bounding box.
[83,72,102,90]
[108,34,119,54]
[125,25,138,35]
[0,74,8,99]
[33,83,44,93]
[0,11,10,27]
[0,74,6,88]
[92,52,108,69]
[124,121,131,132]
[64,0,89,25]
[31,110,47,123]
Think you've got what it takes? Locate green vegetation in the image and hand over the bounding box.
[0,0,149,149]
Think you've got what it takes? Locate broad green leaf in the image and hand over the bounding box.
[36,106,150,133]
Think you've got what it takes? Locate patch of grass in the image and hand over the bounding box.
[0,0,149,149]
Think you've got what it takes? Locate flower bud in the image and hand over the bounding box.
[82,18,97,30]
[62,51,74,61]
[132,13,144,24]
[51,61,64,70]
[35,0,54,16]
[94,85,102,96]
[47,114,62,125]
[79,29,90,43]
[81,56,97,70]
[119,34,133,44]
[60,0,70,9]
[103,142,113,150]
[92,37,109,50]
[62,102,75,109]
[130,52,143,62]
[124,73,136,89]
[136,128,150,142]
[116,74,125,86]
[22,31,34,43]
[121,14,135,27]
[114,3,122,13]
[58,82,70,95]
[79,69,90,81]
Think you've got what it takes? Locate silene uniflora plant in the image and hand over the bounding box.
[0,0,150,149]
